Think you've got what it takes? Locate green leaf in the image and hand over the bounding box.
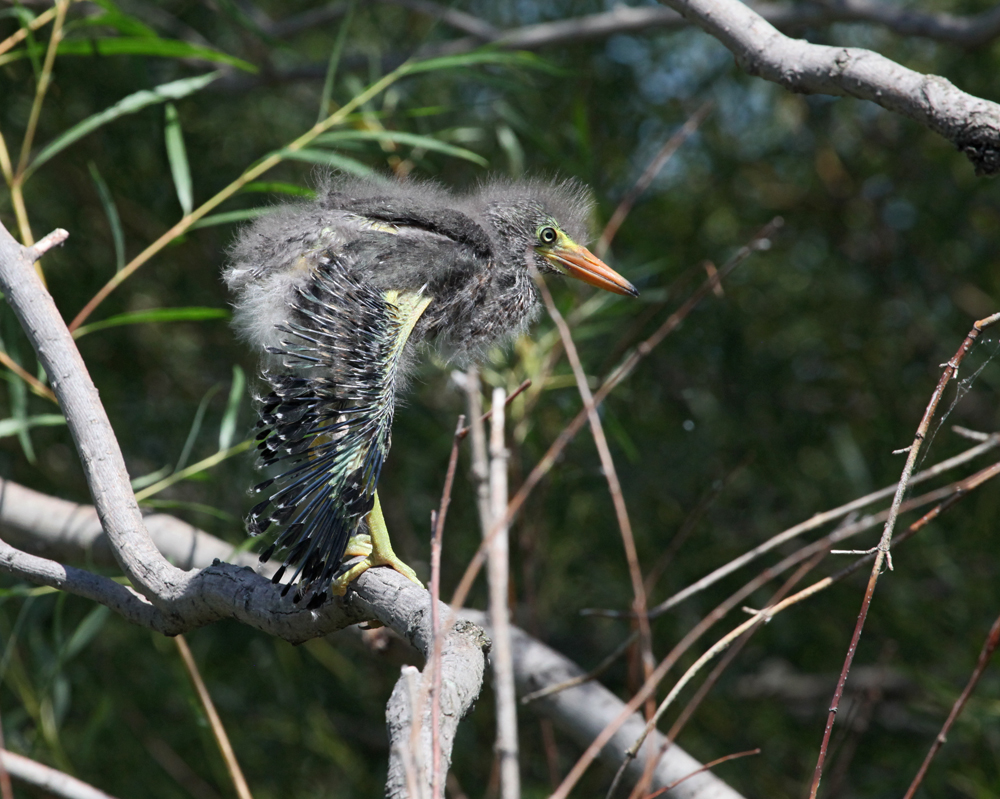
[1,36,255,69]
[177,385,221,472]
[318,0,355,123]
[314,130,487,167]
[71,1,158,38]
[0,414,66,439]
[400,49,554,76]
[72,307,229,339]
[88,161,125,272]
[165,103,193,215]
[275,148,375,177]
[64,606,110,660]
[138,499,238,523]
[241,181,314,197]
[27,72,221,177]
[130,464,172,492]
[187,207,275,230]
[218,364,245,451]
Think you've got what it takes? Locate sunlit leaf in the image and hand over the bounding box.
[188,207,275,230]
[27,72,221,177]
[88,161,125,272]
[275,148,374,176]
[4,36,254,69]
[177,385,221,472]
[72,0,158,38]
[72,307,229,339]
[64,606,110,660]
[0,414,66,439]
[314,130,487,166]
[241,181,314,197]
[165,103,193,215]
[400,49,555,76]
[219,364,245,451]
[130,464,172,491]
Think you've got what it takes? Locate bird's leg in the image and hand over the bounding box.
[329,493,424,596]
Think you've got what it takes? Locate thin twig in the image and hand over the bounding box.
[457,378,531,441]
[535,274,656,723]
[809,311,1000,799]
[429,415,465,799]
[902,611,1000,799]
[622,431,1000,620]
[0,348,57,403]
[626,549,828,799]
[521,631,639,705]
[17,0,68,176]
[596,103,712,258]
[488,387,520,799]
[642,748,760,799]
[0,5,60,57]
[174,635,254,799]
[463,366,492,532]
[0,707,13,799]
[552,456,1000,799]
[23,228,68,261]
[514,461,991,713]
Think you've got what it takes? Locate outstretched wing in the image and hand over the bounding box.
[247,256,430,600]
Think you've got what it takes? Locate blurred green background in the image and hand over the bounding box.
[1,1,999,797]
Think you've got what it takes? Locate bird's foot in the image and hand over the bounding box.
[328,491,424,596]
[328,549,424,596]
[342,534,372,558]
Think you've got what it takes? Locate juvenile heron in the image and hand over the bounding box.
[225,175,636,604]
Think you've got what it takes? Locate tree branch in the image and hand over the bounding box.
[0,750,118,799]
[462,610,745,799]
[0,220,488,798]
[659,0,1000,175]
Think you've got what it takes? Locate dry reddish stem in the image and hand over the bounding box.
[555,455,1000,799]
[903,611,1000,798]
[809,311,1000,799]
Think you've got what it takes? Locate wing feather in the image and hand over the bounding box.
[248,257,430,601]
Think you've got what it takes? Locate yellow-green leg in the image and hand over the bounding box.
[329,491,424,596]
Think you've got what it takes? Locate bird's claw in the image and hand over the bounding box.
[328,550,424,596]
[330,535,424,596]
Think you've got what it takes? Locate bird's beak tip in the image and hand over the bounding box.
[546,243,637,298]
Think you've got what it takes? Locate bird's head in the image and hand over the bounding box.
[467,177,638,297]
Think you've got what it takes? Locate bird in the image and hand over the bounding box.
[225,174,637,605]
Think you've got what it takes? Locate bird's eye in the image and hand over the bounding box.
[538,226,558,245]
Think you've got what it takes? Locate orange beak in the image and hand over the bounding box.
[544,242,638,297]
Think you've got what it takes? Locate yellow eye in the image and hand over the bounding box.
[538,226,558,245]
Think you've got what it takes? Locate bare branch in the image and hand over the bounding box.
[0,750,118,799]
[0,221,189,606]
[24,227,68,262]
[639,432,1000,619]
[0,478,259,571]
[463,611,746,799]
[903,611,1000,799]
[0,534,174,632]
[488,387,520,799]
[660,0,1000,175]
[809,312,1000,797]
